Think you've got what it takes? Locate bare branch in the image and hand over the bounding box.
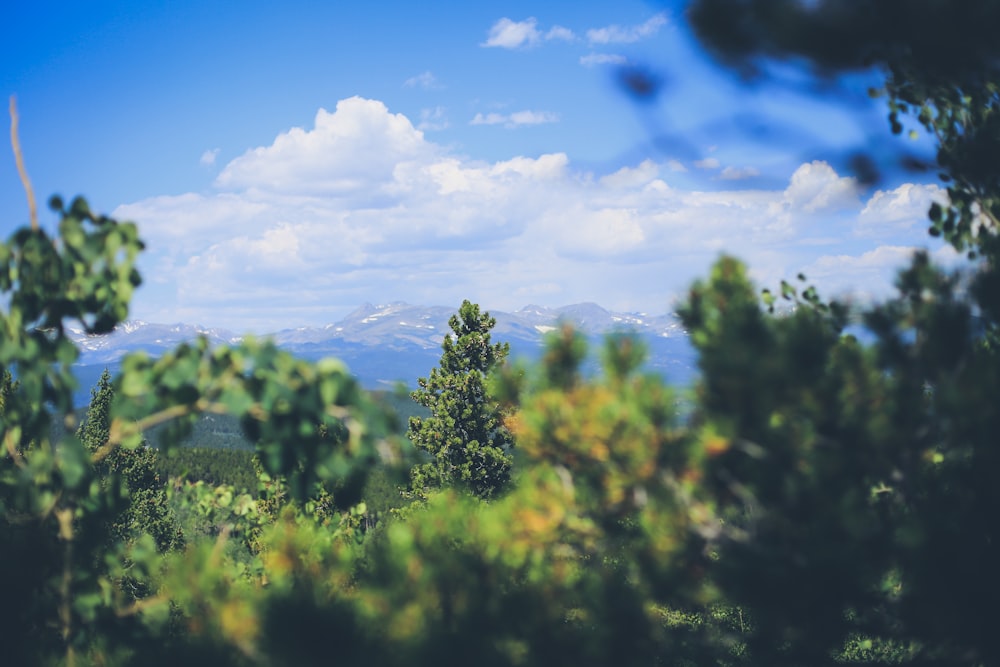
[8,96,38,231]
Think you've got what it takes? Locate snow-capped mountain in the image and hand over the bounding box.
[270,302,457,349]
[69,302,696,403]
[268,302,685,349]
[504,303,684,338]
[68,321,243,364]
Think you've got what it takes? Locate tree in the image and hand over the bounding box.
[408,300,514,500]
[0,98,394,661]
[664,4,1000,666]
[77,368,182,553]
[685,0,1000,257]
[8,6,1000,662]
[0,369,17,417]
[77,368,113,453]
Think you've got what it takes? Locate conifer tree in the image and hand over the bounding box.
[408,300,514,499]
[77,368,113,455]
[78,368,181,552]
[0,369,18,418]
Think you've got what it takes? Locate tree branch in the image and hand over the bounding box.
[8,96,38,232]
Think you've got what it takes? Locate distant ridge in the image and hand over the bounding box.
[68,303,695,404]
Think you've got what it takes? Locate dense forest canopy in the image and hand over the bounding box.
[3,2,1000,665]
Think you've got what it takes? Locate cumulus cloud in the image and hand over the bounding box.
[586,13,667,44]
[600,160,659,189]
[482,18,542,48]
[857,182,946,237]
[783,160,859,212]
[470,110,559,128]
[808,245,918,281]
[117,97,954,332]
[580,53,627,67]
[694,157,720,170]
[215,97,431,196]
[799,243,962,303]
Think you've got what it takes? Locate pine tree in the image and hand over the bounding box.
[77,368,114,455]
[408,300,514,499]
[0,369,18,418]
[77,368,181,552]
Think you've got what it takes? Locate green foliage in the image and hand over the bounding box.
[687,0,1000,260]
[149,411,254,450]
[0,196,151,665]
[157,446,258,491]
[7,193,995,666]
[677,5,1000,665]
[408,300,515,500]
[5,5,1000,665]
[0,194,397,664]
[111,337,393,504]
[78,369,114,451]
[673,249,1000,667]
[78,368,182,553]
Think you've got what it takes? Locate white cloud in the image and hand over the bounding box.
[546,25,576,41]
[115,192,272,250]
[694,157,720,170]
[117,97,954,332]
[481,18,578,48]
[798,243,963,303]
[783,160,859,212]
[200,148,220,166]
[470,112,506,126]
[482,18,542,48]
[580,53,627,67]
[470,110,559,128]
[808,245,917,280]
[417,106,449,131]
[719,166,760,180]
[510,110,559,126]
[857,182,946,237]
[215,97,431,196]
[404,71,441,90]
[586,13,667,44]
[600,160,659,189]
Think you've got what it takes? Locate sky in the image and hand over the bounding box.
[1,1,955,333]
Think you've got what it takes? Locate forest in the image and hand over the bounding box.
[3,1,1000,665]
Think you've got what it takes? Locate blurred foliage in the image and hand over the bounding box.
[140,389,424,452]
[78,368,182,553]
[687,0,1000,255]
[159,446,259,492]
[0,192,401,664]
[4,3,1000,665]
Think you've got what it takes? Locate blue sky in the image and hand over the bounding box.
[1,1,953,332]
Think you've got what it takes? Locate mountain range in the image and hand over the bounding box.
[67,302,697,405]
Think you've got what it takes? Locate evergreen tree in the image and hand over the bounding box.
[0,369,17,419]
[408,300,514,499]
[78,368,181,552]
[77,368,113,454]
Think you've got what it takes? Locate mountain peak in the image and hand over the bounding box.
[345,301,413,321]
[68,302,696,402]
